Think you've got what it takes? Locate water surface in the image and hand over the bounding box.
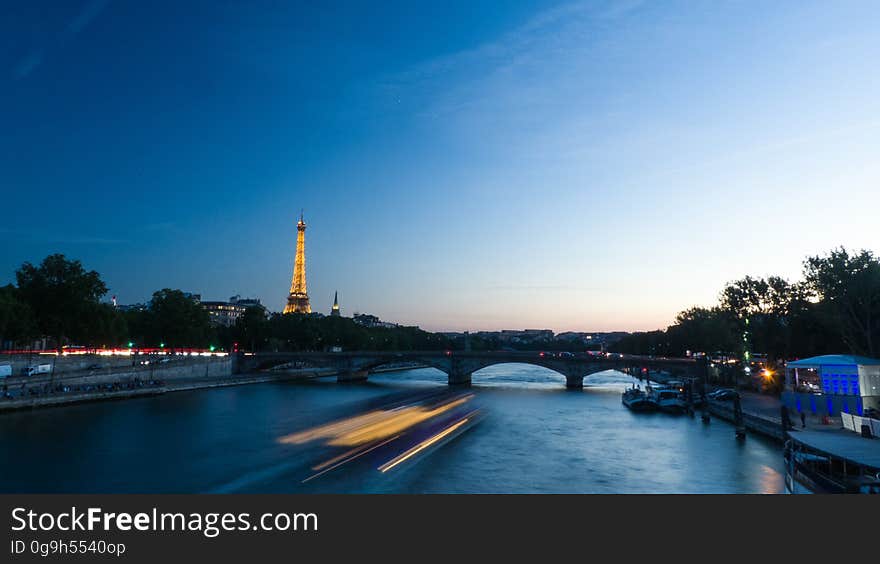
[0,365,784,493]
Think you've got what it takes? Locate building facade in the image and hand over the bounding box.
[202,295,265,327]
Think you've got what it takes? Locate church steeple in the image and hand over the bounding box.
[330,291,340,317]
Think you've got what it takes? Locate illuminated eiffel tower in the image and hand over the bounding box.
[283,212,311,314]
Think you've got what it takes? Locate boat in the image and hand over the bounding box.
[622,386,658,412]
[783,430,880,494]
[647,385,688,414]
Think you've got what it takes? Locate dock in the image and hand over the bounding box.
[705,400,787,441]
[788,429,880,470]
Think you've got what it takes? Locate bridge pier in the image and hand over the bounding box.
[447,369,472,386]
[565,375,584,389]
[446,358,474,386]
[337,370,369,383]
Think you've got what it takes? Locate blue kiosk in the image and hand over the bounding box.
[783,354,880,417]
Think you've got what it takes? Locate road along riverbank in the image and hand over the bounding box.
[0,361,426,412]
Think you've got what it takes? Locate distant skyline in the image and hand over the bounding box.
[2,1,879,333]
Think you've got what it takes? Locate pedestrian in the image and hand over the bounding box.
[800,411,806,428]
[781,405,797,431]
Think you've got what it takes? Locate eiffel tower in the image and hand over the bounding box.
[283,212,311,314]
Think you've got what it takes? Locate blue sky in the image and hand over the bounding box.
[2,1,879,332]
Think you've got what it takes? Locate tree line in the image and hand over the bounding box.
[609,247,880,363]
[226,308,450,353]
[0,254,215,351]
[3,248,878,358]
[0,254,451,353]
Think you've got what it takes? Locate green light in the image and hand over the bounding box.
[209,345,215,352]
[160,342,165,348]
[127,341,133,348]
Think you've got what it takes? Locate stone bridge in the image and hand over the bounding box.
[232,350,707,389]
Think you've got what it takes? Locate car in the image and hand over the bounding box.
[709,388,738,401]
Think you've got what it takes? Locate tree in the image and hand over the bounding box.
[719,275,809,363]
[666,306,738,356]
[803,248,880,356]
[609,330,670,356]
[720,275,810,319]
[80,302,129,348]
[122,308,151,349]
[15,254,108,350]
[148,289,214,348]
[0,284,38,348]
[236,306,270,351]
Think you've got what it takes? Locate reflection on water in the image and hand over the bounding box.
[757,464,784,495]
[0,365,784,493]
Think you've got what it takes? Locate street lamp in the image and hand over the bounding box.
[740,318,750,390]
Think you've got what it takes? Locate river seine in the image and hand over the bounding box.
[0,365,784,493]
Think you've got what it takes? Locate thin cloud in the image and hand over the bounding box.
[485,284,605,292]
[364,0,649,148]
[67,0,111,34]
[48,235,128,245]
[636,118,880,184]
[375,0,642,96]
[143,221,178,232]
[13,51,43,79]
[13,0,112,79]
[0,228,127,245]
[598,0,645,21]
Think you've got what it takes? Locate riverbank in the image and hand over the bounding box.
[637,372,793,442]
[705,398,786,441]
[0,387,166,411]
[0,373,296,412]
[702,390,852,443]
[0,363,428,412]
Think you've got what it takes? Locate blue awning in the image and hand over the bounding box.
[786,355,880,369]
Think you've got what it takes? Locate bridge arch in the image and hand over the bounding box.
[470,362,569,387]
[350,355,452,376]
[251,356,348,373]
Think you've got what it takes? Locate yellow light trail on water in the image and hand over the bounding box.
[301,434,403,483]
[278,395,473,447]
[378,417,471,473]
